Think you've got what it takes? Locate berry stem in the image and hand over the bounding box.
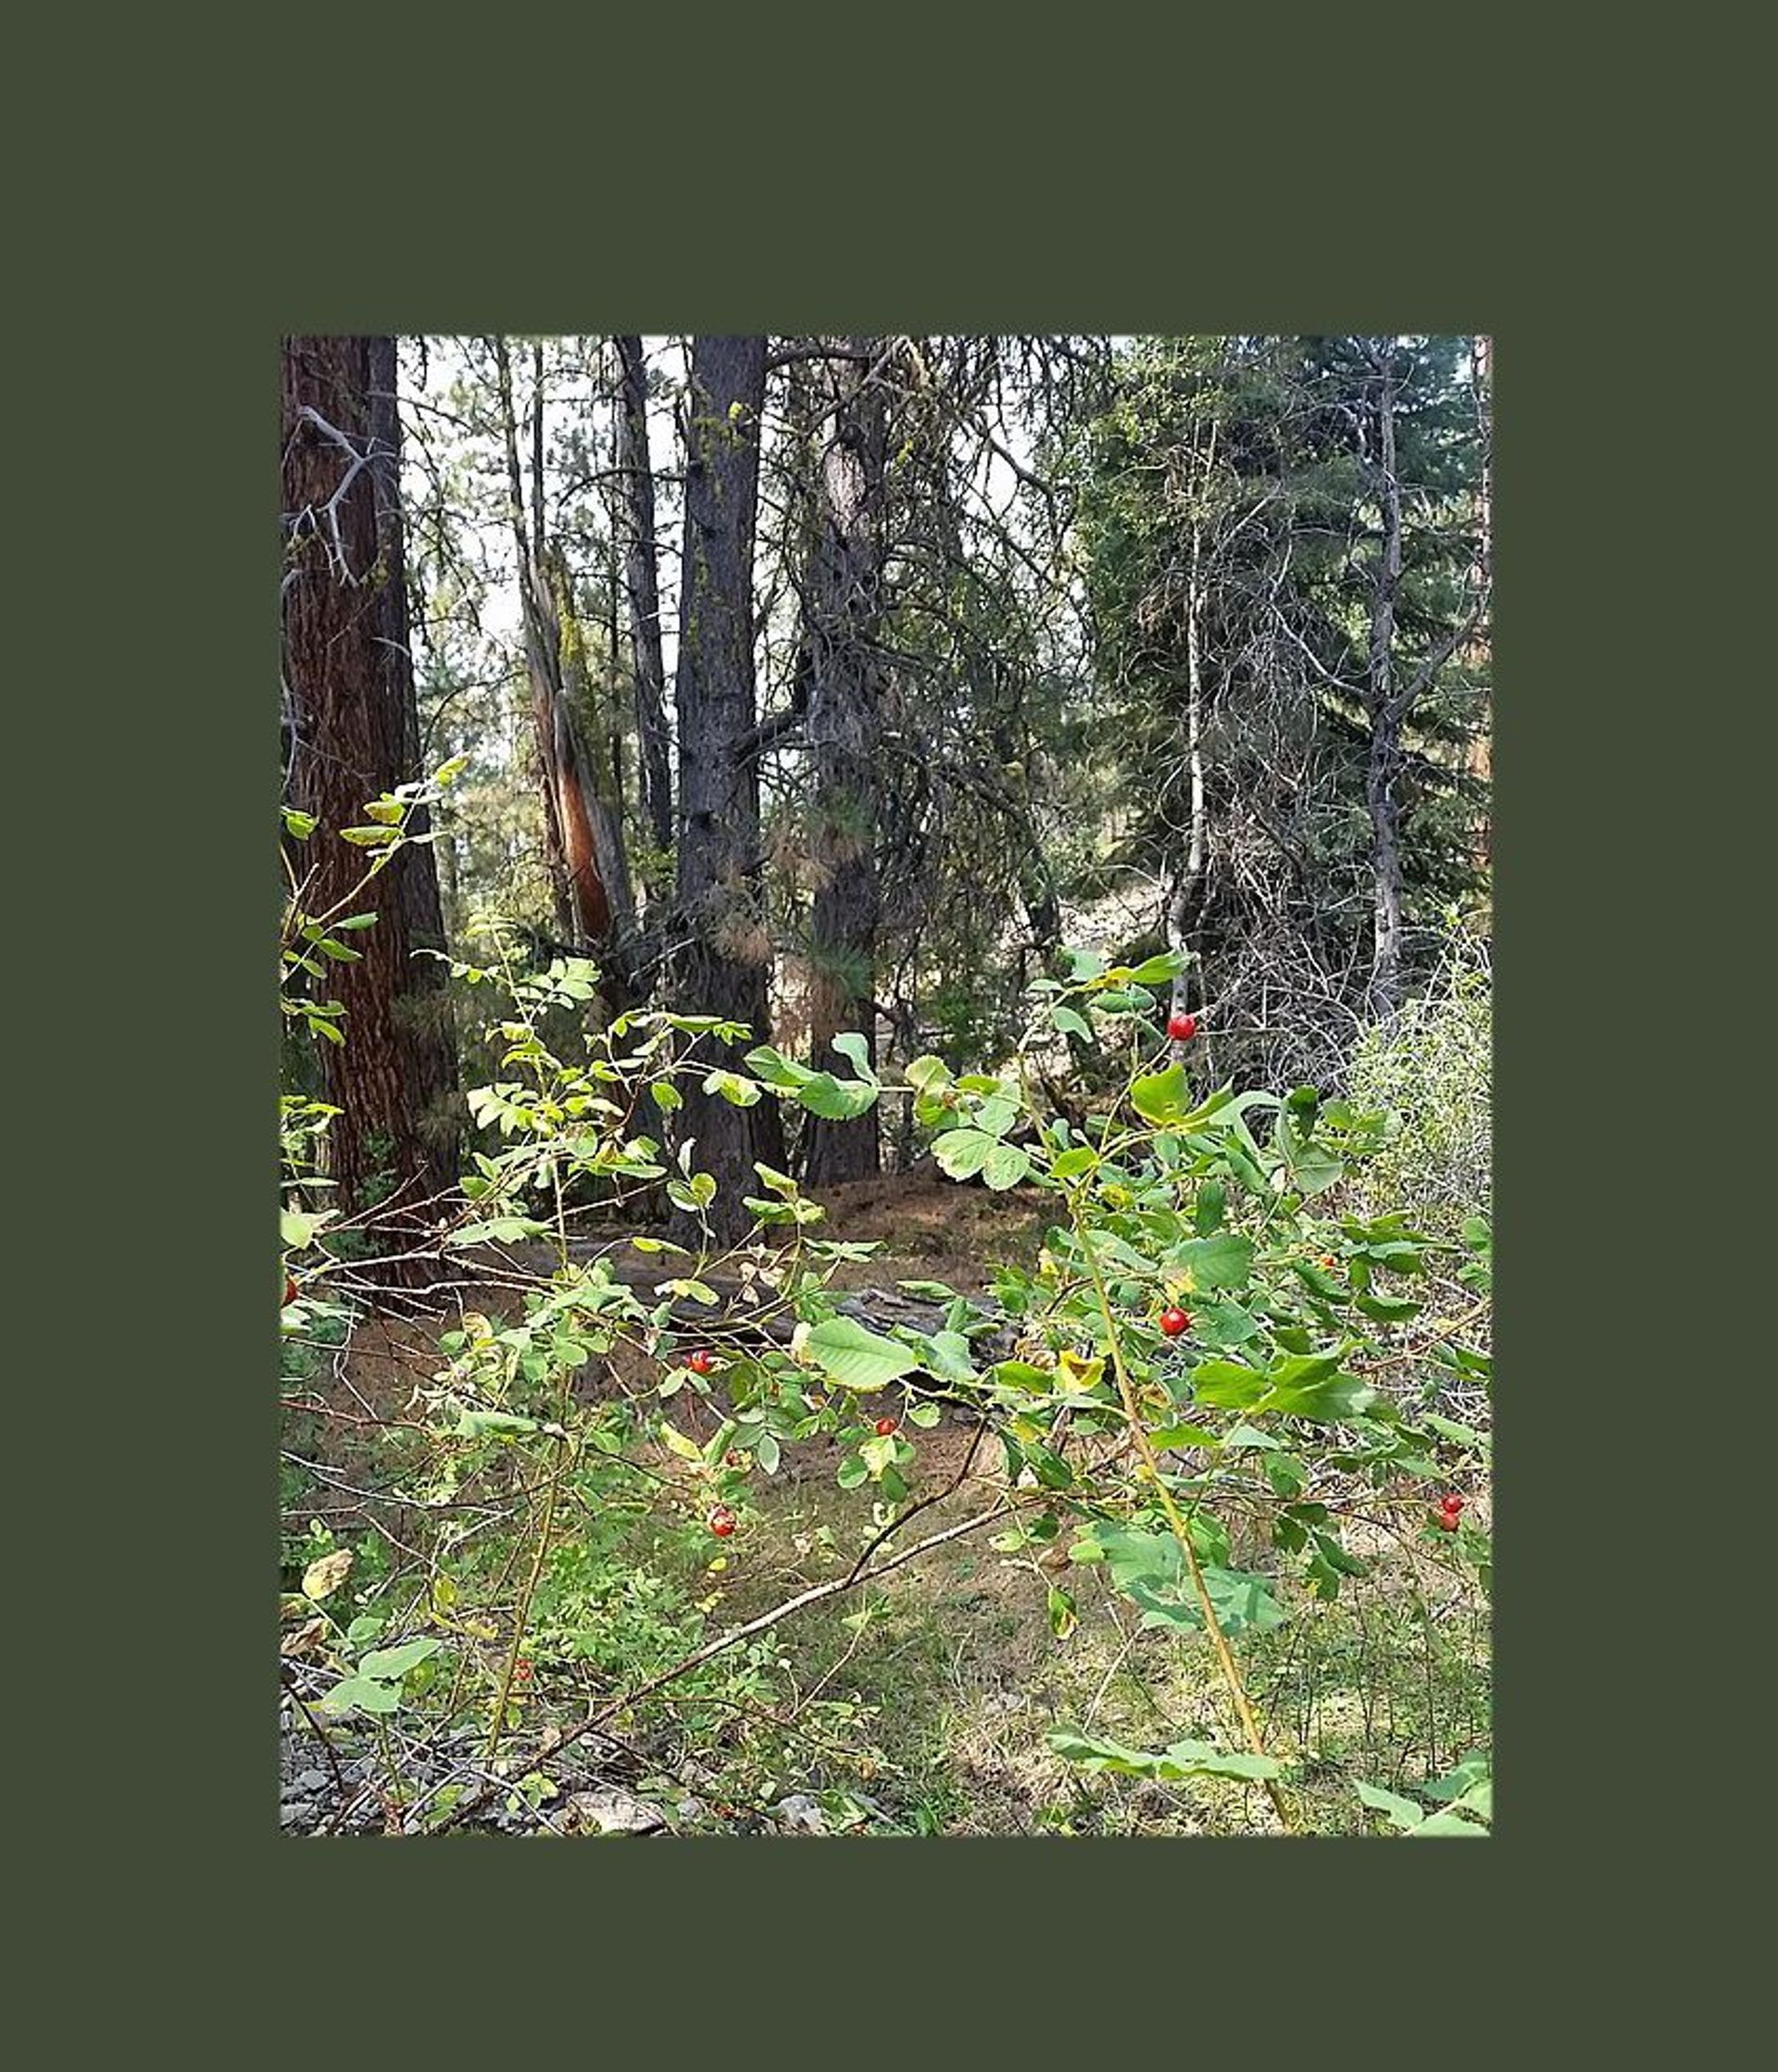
[1071,1197,1296,1833]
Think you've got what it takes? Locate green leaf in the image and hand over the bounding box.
[1128,950,1188,985]
[1131,1063,1189,1126]
[831,1032,879,1085]
[281,1208,326,1252]
[803,1317,920,1393]
[1092,1526,1283,1637]
[702,1068,763,1106]
[932,1128,995,1180]
[860,1433,898,1477]
[1047,1727,1283,1782]
[1171,1234,1255,1289]
[1355,1780,1428,1831]
[903,1054,952,1093]
[358,1638,442,1682]
[1190,1361,1269,1411]
[981,1141,1032,1190]
[1051,1006,1093,1042]
[319,1675,402,1716]
[1050,1146,1096,1180]
[1423,1753,1491,1803]
[446,1216,551,1246]
[1355,1291,1422,1322]
[922,1330,979,1382]
[969,1095,1020,1138]
[1193,1180,1226,1235]
[1256,1358,1377,1424]
[1149,1423,1222,1450]
[795,1072,878,1120]
[451,1409,540,1441]
[742,1045,811,1091]
[1196,1300,1260,1348]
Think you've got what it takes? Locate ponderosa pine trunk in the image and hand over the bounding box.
[282,333,460,1231]
[802,338,889,1187]
[673,335,783,1237]
[367,337,461,1181]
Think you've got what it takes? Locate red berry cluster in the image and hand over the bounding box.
[1167,1011,1198,1043]
[1434,1492,1465,1531]
[1158,1306,1192,1337]
[687,1349,718,1375]
[707,1504,736,1538]
[874,1416,898,1437]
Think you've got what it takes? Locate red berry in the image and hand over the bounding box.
[514,1660,532,1683]
[707,1505,736,1538]
[875,1416,897,1437]
[687,1349,717,1376]
[1158,1306,1192,1337]
[283,1275,298,1307]
[1434,1510,1458,1531]
[1167,1011,1198,1042]
[1440,1492,1464,1516]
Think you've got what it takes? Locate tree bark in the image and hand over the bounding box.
[802,338,889,1186]
[672,336,784,1237]
[613,337,674,874]
[366,336,461,1182]
[282,334,460,1232]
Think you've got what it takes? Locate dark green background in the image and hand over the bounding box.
[23,5,1735,2053]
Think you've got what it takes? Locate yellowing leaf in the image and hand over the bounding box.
[1056,1350,1106,1393]
[659,1422,705,1463]
[302,1549,353,1601]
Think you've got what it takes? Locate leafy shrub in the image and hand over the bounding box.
[1346,936,1492,1239]
[282,812,1491,1835]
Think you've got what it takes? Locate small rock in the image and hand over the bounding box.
[563,1785,669,1836]
[774,1792,827,1835]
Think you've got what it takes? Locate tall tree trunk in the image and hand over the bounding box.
[673,335,783,1237]
[613,336,674,877]
[367,337,461,1181]
[1363,348,1406,1019]
[282,334,460,1236]
[803,339,889,1187]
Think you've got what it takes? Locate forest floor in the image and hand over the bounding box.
[280,1170,1490,1838]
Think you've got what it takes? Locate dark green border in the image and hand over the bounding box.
[29,9,1717,2050]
